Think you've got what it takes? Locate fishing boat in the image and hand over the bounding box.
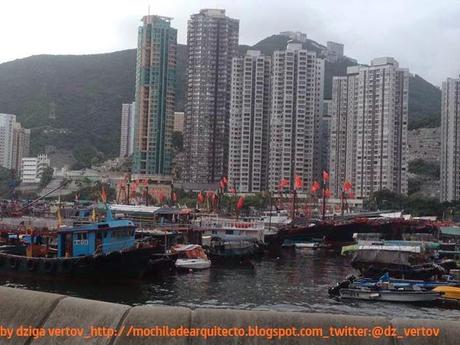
[207,235,261,267]
[172,244,211,271]
[0,209,158,281]
[433,286,460,301]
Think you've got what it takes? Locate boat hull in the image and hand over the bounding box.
[339,288,440,302]
[0,246,157,281]
[175,259,211,271]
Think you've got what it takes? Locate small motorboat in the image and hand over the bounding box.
[172,244,211,271]
[433,286,460,301]
[329,274,440,303]
[339,287,440,303]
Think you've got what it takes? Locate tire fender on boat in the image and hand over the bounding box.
[27,259,37,272]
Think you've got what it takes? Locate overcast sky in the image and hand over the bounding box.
[1,0,459,85]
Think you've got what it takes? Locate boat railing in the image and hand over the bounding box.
[196,218,265,231]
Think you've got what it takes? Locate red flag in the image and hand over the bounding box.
[211,193,218,206]
[347,191,355,199]
[197,192,204,203]
[294,175,303,189]
[143,179,149,187]
[222,176,228,186]
[230,187,237,195]
[311,181,320,193]
[236,196,245,210]
[343,180,352,192]
[324,188,332,198]
[100,187,107,203]
[278,178,289,189]
[206,191,214,200]
[172,192,177,202]
[159,192,166,203]
[322,170,330,182]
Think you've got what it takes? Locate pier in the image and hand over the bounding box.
[0,286,458,344]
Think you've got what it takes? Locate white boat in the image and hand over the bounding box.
[175,258,211,270]
[172,244,211,271]
[339,288,440,302]
[195,216,265,243]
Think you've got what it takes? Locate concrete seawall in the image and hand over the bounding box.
[0,286,458,345]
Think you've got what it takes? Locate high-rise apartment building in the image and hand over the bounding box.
[320,100,332,175]
[120,102,135,158]
[228,50,271,193]
[269,42,324,191]
[329,58,409,198]
[132,15,176,176]
[440,76,460,202]
[0,113,30,173]
[326,41,344,63]
[0,114,17,169]
[183,9,239,184]
[12,122,30,173]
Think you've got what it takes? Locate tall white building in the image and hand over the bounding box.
[0,114,17,169]
[269,42,324,191]
[0,113,30,173]
[228,50,271,192]
[183,9,239,184]
[119,102,135,157]
[21,154,50,184]
[329,58,409,198]
[440,76,460,202]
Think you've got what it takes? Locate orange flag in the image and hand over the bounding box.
[311,181,320,193]
[236,196,245,210]
[294,175,303,189]
[343,180,352,192]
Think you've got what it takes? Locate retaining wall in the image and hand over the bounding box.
[0,286,458,344]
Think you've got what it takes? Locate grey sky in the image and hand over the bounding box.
[1,0,459,85]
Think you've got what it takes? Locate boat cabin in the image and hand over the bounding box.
[57,219,136,258]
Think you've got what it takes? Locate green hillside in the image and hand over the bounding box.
[0,35,442,164]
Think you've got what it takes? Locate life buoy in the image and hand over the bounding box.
[27,259,37,272]
[8,257,18,269]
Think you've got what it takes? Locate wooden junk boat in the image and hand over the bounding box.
[0,209,158,281]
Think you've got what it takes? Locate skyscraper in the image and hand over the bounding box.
[183,9,239,184]
[132,15,176,176]
[440,76,460,202]
[120,102,135,158]
[12,122,30,174]
[269,41,324,191]
[228,50,271,193]
[330,58,409,199]
[0,113,16,169]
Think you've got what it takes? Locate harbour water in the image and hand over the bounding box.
[1,250,459,320]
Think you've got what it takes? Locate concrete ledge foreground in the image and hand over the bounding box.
[0,286,459,344]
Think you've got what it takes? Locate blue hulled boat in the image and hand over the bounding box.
[0,210,158,281]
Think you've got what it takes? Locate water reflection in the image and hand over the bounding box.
[1,251,459,320]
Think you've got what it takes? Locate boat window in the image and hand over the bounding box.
[112,229,132,238]
[76,233,87,240]
[225,230,234,235]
